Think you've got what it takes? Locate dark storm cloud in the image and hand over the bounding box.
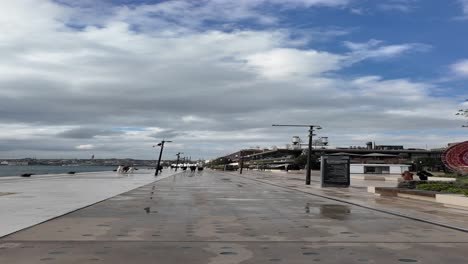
[0,139,77,152]
[57,128,124,139]
[149,129,188,139]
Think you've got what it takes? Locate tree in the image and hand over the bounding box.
[294,153,320,170]
[294,154,308,168]
[456,99,468,128]
[414,157,445,172]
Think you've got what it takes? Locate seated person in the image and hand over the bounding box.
[416,171,428,181]
[401,171,413,181]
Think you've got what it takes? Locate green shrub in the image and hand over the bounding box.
[397,181,419,189]
[456,175,468,187]
[416,183,451,192]
[416,182,468,196]
[398,181,447,189]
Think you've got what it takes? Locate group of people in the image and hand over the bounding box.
[117,165,135,174]
[401,170,434,181]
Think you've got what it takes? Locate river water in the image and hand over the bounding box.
[0,165,115,177]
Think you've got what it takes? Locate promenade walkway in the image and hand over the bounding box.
[1,170,468,263]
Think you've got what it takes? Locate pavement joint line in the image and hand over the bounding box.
[0,171,184,240]
[233,172,468,234]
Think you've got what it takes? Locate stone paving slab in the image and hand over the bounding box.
[239,170,468,230]
[0,169,177,237]
[1,170,468,263]
[1,241,467,264]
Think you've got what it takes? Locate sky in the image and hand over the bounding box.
[0,0,467,160]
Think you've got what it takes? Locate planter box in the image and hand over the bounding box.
[353,175,386,181]
[369,187,438,202]
[397,192,436,202]
[428,177,456,182]
[368,187,468,210]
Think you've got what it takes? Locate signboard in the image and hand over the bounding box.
[321,156,350,187]
[442,141,468,175]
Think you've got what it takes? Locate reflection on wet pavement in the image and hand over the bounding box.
[1,170,468,263]
[319,204,351,220]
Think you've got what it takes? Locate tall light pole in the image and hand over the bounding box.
[153,140,172,176]
[181,157,186,170]
[175,152,183,171]
[237,150,245,174]
[272,124,322,185]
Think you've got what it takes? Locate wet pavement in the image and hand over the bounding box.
[1,170,468,263]
[239,170,468,231]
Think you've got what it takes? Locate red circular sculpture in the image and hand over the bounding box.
[442,141,468,175]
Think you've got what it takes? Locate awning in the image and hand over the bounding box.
[362,153,399,157]
[329,152,362,156]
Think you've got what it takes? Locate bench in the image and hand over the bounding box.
[374,187,438,202]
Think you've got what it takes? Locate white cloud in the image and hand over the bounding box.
[75,144,95,150]
[265,0,351,7]
[377,0,418,13]
[451,59,468,77]
[93,0,353,30]
[461,0,468,15]
[344,39,430,61]
[351,76,428,100]
[378,4,410,13]
[452,0,468,19]
[182,115,214,124]
[350,8,365,15]
[245,48,344,79]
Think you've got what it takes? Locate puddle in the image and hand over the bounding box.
[0,192,16,197]
[220,252,238,255]
[319,204,351,220]
[40,258,55,261]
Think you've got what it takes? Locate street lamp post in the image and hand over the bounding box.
[153,140,172,176]
[272,124,322,185]
[182,157,186,170]
[175,152,183,171]
[239,151,244,174]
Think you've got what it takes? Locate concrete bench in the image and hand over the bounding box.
[368,187,468,210]
[374,187,438,202]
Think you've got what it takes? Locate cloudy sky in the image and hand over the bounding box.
[0,0,467,160]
